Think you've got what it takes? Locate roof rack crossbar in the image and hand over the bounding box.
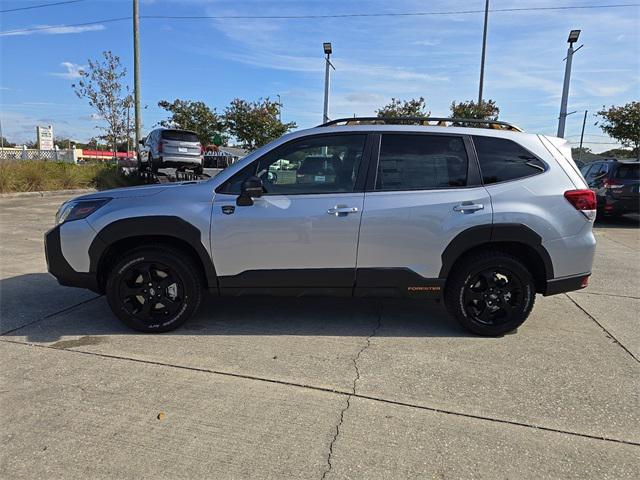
[318,116,523,132]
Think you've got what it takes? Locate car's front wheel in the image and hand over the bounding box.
[105,246,202,333]
[445,250,535,336]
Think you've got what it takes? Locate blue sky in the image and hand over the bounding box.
[1,0,638,152]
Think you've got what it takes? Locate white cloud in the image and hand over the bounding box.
[0,24,105,37]
[413,39,440,47]
[51,62,86,79]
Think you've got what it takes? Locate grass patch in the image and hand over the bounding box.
[0,160,139,194]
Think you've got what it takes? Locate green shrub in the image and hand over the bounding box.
[0,160,141,193]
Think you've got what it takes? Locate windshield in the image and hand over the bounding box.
[161,130,199,143]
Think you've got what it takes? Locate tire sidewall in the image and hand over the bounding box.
[106,249,201,333]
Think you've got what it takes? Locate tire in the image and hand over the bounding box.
[445,250,535,336]
[105,246,203,333]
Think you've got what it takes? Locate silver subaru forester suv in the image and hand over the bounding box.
[45,117,596,336]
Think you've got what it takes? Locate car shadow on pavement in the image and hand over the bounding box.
[593,213,640,229]
[0,274,475,342]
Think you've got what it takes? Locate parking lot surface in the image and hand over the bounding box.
[1,193,639,479]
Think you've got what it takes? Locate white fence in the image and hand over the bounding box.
[0,147,76,163]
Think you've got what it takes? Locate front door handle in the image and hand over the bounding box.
[327,205,359,216]
[453,203,484,213]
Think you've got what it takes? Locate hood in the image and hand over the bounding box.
[72,180,205,201]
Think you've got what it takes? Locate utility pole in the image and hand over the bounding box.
[578,109,588,163]
[478,0,489,105]
[133,0,142,151]
[557,30,582,138]
[322,42,334,124]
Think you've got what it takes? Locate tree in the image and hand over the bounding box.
[72,51,133,156]
[0,137,15,148]
[596,101,640,160]
[158,99,227,146]
[224,97,296,150]
[450,99,499,120]
[376,97,429,118]
[598,148,637,159]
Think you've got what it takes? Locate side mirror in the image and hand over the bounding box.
[236,176,264,206]
[138,138,145,145]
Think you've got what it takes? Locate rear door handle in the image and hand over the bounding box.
[327,205,359,216]
[453,203,484,213]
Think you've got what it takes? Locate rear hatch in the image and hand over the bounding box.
[610,162,640,205]
[161,130,202,157]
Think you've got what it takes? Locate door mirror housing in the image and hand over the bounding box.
[237,176,264,206]
[138,138,145,145]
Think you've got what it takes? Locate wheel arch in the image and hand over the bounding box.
[440,224,553,293]
[89,216,217,292]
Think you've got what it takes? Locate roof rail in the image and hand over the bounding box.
[318,116,523,132]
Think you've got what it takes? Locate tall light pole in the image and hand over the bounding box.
[478,0,489,105]
[133,0,142,151]
[322,42,335,124]
[557,29,582,138]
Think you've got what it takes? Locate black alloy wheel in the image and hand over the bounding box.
[462,267,523,326]
[445,250,535,336]
[106,246,202,332]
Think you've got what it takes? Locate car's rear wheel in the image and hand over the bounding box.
[105,246,202,333]
[445,250,535,336]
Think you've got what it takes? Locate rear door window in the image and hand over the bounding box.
[473,136,546,184]
[161,130,200,143]
[375,134,468,191]
[615,163,639,180]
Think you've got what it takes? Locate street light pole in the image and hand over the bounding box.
[133,0,142,150]
[557,29,582,138]
[322,42,334,124]
[478,0,489,105]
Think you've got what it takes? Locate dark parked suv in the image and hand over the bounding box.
[581,159,639,216]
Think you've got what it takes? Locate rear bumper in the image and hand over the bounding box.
[159,154,202,165]
[542,273,590,296]
[602,195,640,214]
[45,225,100,292]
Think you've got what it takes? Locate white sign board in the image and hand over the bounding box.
[37,125,54,150]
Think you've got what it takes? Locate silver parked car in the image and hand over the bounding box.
[46,117,596,336]
[138,128,203,173]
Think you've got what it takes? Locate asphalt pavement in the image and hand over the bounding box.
[1,193,638,479]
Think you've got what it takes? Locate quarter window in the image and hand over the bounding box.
[473,136,546,184]
[375,134,468,191]
[219,135,366,195]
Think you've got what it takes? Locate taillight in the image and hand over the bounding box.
[158,141,165,153]
[564,189,596,220]
[603,178,622,189]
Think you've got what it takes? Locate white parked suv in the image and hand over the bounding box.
[45,117,596,335]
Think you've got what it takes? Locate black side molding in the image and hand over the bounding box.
[439,223,554,280]
[88,216,218,289]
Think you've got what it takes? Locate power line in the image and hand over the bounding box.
[145,3,640,20]
[0,0,86,14]
[1,3,639,35]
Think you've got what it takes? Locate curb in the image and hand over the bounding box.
[0,188,97,199]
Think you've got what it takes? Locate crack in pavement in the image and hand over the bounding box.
[565,293,639,363]
[1,328,639,448]
[0,295,103,336]
[321,306,383,480]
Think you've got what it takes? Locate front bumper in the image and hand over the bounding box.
[45,225,100,292]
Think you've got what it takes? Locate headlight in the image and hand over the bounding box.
[56,198,111,224]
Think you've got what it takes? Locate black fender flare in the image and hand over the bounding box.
[439,223,554,280]
[88,216,217,288]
